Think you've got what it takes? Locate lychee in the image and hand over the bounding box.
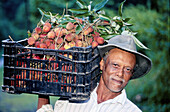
[43,25,50,33]
[64,43,71,49]
[47,31,55,39]
[65,33,74,42]
[92,41,98,48]
[45,39,51,47]
[97,37,104,44]
[28,37,36,45]
[40,43,47,49]
[56,37,63,44]
[66,22,74,30]
[44,22,52,29]
[39,34,47,38]
[35,27,42,34]
[32,33,39,40]
[75,40,82,47]
[84,26,93,35]
[55,28,63,37]
[49,44,55,49]
[69,41,76,47]
[62,28,67,35]
[35,41,41,48]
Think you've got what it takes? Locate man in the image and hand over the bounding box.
[37,35,152,112]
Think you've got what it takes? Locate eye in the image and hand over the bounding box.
[112,63,119,67]
[125,67,132,73]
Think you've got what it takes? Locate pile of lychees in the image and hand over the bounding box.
[28,18,105,50]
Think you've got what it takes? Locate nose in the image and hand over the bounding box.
[116,68,124,78]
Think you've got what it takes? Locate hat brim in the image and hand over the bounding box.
[98,44,152,79]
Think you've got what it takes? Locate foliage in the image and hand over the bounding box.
[123,5,170,112]
[37,0,148,49]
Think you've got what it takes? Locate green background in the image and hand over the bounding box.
[0,0,169,112]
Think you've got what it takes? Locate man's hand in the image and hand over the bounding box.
[37,95,50,110]
[36,104,54,112]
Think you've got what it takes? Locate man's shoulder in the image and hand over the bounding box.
[122,98,142,112]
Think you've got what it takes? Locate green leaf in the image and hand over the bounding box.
[101,34,118,40]
[116,21,123,26]
[123,18,131,22]
[97,26,106,30]
[75,12,90,17]
[76,0,87,9]
[76,25,82,34]
[38,8,45,16]
[38,8,58,19]
[58,19,76,24]
[69,8,88,14]
[98,14,111,21]
[93,0,109,12]
[27,30,32,37]
[118,0,126,17]
[58,24,67,28]
[131,35,149,49]
[124,22,133,26]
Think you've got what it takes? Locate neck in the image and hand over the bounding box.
[96,77,121,104]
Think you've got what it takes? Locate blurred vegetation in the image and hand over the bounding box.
[0,0,169,112]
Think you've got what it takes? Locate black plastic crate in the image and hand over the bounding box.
[2,39,101,103]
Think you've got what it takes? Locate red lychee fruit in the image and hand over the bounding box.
[35,27,42,34]
[47,31,55,39]
[35,41,41,48]
[65,33,74,42]
[66,22,74,30]
[45,39,51,47]
[97,37,104,44]
[39,34,47,38]
[40,38,45,43]
[32,33,39,40]
[84,26,93,35]
[49,44,55,49]
[44,22,52,29]
[64,43,71,49]
[40,43,47,49]
[62,28,67,35]
[56,37,63,44]
[28,37,36,45]
[94,32,100,36]
[92,41,98,48]
[69,41,76,47]
[43,25,51,33]
[55,28,63,37]
[93,36,99,41]
[75,40,83,47]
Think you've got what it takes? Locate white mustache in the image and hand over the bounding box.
[111,76,125,83]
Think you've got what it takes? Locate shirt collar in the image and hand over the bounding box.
[91,86,127,105]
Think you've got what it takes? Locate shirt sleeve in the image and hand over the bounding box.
[54,100,69,112]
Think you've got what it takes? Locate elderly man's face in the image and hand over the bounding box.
[100,48,136,93]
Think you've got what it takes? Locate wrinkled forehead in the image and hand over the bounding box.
[106,48,136,66]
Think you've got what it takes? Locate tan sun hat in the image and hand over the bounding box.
[98,35,152,79]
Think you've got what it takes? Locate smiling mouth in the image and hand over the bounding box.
[111,78,123,85]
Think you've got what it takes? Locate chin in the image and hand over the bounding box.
[107,85,123,93]
[110,88,123,93]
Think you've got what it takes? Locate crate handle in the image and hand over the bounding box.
[57,53,72,62]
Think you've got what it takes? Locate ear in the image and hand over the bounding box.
[100,59,104,70]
